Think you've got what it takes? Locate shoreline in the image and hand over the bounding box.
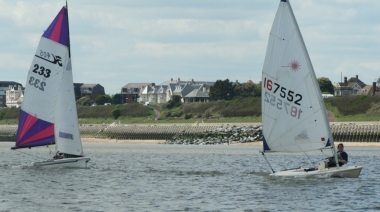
[81,138,380,147]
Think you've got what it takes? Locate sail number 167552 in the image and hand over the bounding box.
[263,78,302,106]
[263,78,303,119]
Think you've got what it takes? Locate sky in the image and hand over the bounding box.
[1,0,380,95]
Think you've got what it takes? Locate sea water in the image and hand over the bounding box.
[0,142,378,211]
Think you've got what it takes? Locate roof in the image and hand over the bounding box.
[335,86,353,90]
[0,81,22,87]
[184,89,209,98]
[81,84,101,88]
[122,83,155,88]
[338,77,366,88]
[160,79,215,87]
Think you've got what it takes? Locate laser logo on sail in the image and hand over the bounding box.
[282,60,301,72]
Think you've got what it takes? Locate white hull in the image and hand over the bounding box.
[270,166,362,178]
[32,157,90,168]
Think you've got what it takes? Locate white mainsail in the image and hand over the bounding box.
[261,0,333,153]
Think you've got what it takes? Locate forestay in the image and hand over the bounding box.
[261,0,331,153]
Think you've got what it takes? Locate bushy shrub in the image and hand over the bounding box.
[0,107,20,119]
[220,97,261,117]
[112,108,121,119]
[325,95,380,115]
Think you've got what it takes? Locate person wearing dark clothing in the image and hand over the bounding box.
[326,143,348,168]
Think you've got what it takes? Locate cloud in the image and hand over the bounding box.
[360,62,380,71]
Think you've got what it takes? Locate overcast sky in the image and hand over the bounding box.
[1,0,379,94]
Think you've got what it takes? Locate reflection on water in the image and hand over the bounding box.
[0,142,378,211]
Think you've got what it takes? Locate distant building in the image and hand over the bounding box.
[121,83,154,104]
[79,84,105,101]
[334,75,366,96]
[73,83,84,100]
[0,81,23,107]
[183,89,209,103]
[138,78,215,104]
[5,85,24,108]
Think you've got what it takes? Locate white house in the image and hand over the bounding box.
[6,85,24,108]
[334,75,366,96]
[138,78,215,104]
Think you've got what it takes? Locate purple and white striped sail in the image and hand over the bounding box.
[13,5,84,157]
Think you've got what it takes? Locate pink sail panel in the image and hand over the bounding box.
[42,7,69,47]
[16,110,55,148]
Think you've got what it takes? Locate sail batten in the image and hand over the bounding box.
[261,0,331,153]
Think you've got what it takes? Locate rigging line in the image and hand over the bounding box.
[303,152,316,165]
[320,149,329,157]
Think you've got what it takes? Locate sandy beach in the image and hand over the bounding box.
[81,138,380,147]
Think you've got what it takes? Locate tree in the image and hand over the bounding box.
[166,94,182,109]
[318,77,334,94]
[234,81,261,98]
[112,94,122,104]
[95,95,112,105]
[76,96,92,106]
[209,79,235,101]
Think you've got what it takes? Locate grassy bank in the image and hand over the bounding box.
[1,95,380,125]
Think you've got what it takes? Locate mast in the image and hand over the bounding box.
[66,0,71,58]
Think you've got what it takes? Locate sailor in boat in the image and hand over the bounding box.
[305,143,348,172]
[325,143,348,168]
[53,151,84,160]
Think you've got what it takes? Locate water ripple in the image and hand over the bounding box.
[0,142,377,211]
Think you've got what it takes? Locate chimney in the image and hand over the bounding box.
[192,78,194,83]
[356,75,358,79]
[171,78,173,81]
[373,82,376,96]
[236,80,238,83]
[178,78,180,82]
[344,77,347,83]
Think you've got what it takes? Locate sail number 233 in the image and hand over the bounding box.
[263,78,303,119]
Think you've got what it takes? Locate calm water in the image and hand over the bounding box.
[0,142,379,212]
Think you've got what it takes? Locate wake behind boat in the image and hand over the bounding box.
[11,2,90,168]
[260,0,361,178]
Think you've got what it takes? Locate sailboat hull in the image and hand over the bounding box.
[270,166,362,178]
[32,157,90,168]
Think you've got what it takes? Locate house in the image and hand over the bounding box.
[5,85,24,108]
[0,81,23,107]
[73,83,83,100]
[138,78,215,104]
[355,82,378,96]
[79,84,105,101]
[334,75,366,96]
[121,83,154,104]
[183,89,209,103]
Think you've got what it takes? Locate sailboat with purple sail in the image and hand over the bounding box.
[11,2,90,168]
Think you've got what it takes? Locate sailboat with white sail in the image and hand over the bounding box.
[260,0,362,177]
[11,2,90,168]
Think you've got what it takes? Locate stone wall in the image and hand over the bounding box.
[2,123,380,143]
